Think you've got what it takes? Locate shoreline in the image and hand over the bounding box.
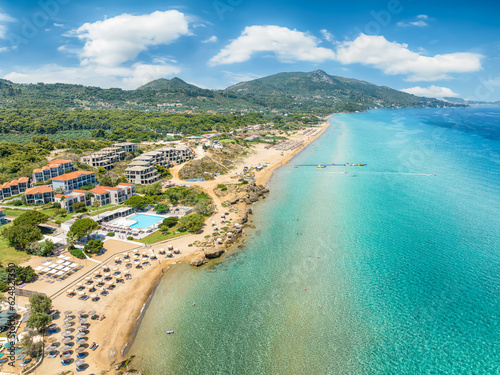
[35,117,333,373]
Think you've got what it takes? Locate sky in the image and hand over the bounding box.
[0,0,499,101]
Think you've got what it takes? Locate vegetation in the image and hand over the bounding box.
[72,202,87,213]
[67,218,99,242]
[177,213,206,233]
[13,211,49,226]
[159,216,178,230]
[84,239,103,254]
[0,264,36,288]
[154,203,169,213]
[2,224,42,251]
[125,196,151,210]
[69,247,85,259]
[29,294,52,314]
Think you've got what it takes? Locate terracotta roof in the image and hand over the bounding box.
[2,182,11,188]
[48,164,60,168]
[117,183,134,186]
[72,189,87,193]
[0,208,4,212]
[18,177,29,183]
[9,179,18,185]
[50,171,95,181]
[50,159,73,164]
[42,166,50,170]
[102,186,119,190]
[33,169,43,173]
[91,186,109,195]
[25,186,53,195]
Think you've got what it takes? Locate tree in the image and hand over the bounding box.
[177,213,205,233]
[195,199,215,216]
[84,239,103,254]
[13,211,49,226]
[27,312,51,331]
[29,240,54,256]
[68,218,99,241]
[154,203,169,214]
[125,196,150,210]
[159,216,178,231]
[2,224,42,250]
[72,202,87,212]
[29,294,52,313]
[98,175,114,186]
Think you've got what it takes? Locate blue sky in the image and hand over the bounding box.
[0,0,499,100]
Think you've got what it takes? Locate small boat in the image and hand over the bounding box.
[357,164,365,166]
[317,165,325,168]
[166,330,174,334]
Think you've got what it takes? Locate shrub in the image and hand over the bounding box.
[107,232,115,237]
[12,199,24,206]
[72,202,86,213]
[69,248,85,259]
[241,180,249,185]
[83,239,103,254]
[127,236,134,241]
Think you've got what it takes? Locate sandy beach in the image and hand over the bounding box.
[25,119,331,374]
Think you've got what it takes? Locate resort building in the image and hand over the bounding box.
[54,183,136,213]
[51,171,97,192]
[125,145,194,184]
[0,177,30,200]
[32,159,75,183]
[0,209,8,226]
[80,147,126,170]
[24,186,54,205]
[114,142,139,153]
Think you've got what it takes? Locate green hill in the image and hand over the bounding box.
[0,70,463,114]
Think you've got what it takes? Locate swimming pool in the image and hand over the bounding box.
[127,214,164,229]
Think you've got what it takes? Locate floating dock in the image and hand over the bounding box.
[294,163,367,167]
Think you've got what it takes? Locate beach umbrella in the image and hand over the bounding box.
[79,318,87,324]
[64,317,73,322]
[62,323,72,329]
[61,345,72,352]
[106,281,114,285]
[64,310,72,316]
[76,282,83,287]
[133,253,139,258]
[78,291,86,296]
[90,294,98,299]
[17,353,27,360]
[88,310,96,315]
[85,277,92,281]
[76,359,85,366]
[76,333,85,339]
[61,331,71,337]
[76,339,86,345]
[61,337,72,344]
[66,289,74,294]
[103,272,110,277]
[114,257,120,260]
[77,310,86,315]
[47,337,57,343]
[93,271,101,275]
[61,354,71,360]
[76,347,85,353]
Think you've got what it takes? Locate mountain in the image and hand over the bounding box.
[137,77,200,90]
[0,70,463,114]
[444,96,500,105]
[226,69,450,112]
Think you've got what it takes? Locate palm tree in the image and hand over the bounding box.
[93,200,101,218]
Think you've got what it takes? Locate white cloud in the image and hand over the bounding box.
[53,23,65,28]
[209,25,336,66]
[3,61,179,89]
[0,10,15,39]
[320,29,334,43]
[401,85,459,98]
[335,34,482,81]
[202,35,218,43]
[397,14,429,27]
[74,10,190,66]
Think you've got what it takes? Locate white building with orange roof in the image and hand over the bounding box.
[50,170,97,192]
[32,159,74,183]
[0,208,7,225]
[24,186,54,205]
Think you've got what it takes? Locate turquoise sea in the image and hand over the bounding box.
[130,107,500,374]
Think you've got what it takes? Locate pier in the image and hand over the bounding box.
[294,163,366,167]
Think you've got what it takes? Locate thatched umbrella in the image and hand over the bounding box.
[76,332,85,339]
[61,354,71,360]
[63,316,73,322]
[61,337,72,344]
[75,359,85,367]
[47,337,58,343]
[61,345,72,352]
[76,347,85,353]
[61,331,71,337]
[76,339,86,345]
[66,289,74,294]
[64,310,73,316]
[77,310,86,316]
[88,310,96,316]
[79,318,87,324]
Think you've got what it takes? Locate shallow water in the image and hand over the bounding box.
[130,107,500,374]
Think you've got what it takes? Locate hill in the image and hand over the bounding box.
[137,77,200,90]
[226,69,448,112]
[0,70,462,114]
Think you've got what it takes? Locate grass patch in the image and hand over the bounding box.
[0,222,31,265]
[136,230,188,245]
[1,209,26,217]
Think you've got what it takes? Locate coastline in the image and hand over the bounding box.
[35,117,333,373]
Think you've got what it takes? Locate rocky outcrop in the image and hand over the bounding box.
[221,182,269,205]
[204,247,225,259]
[190,256,206,267]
